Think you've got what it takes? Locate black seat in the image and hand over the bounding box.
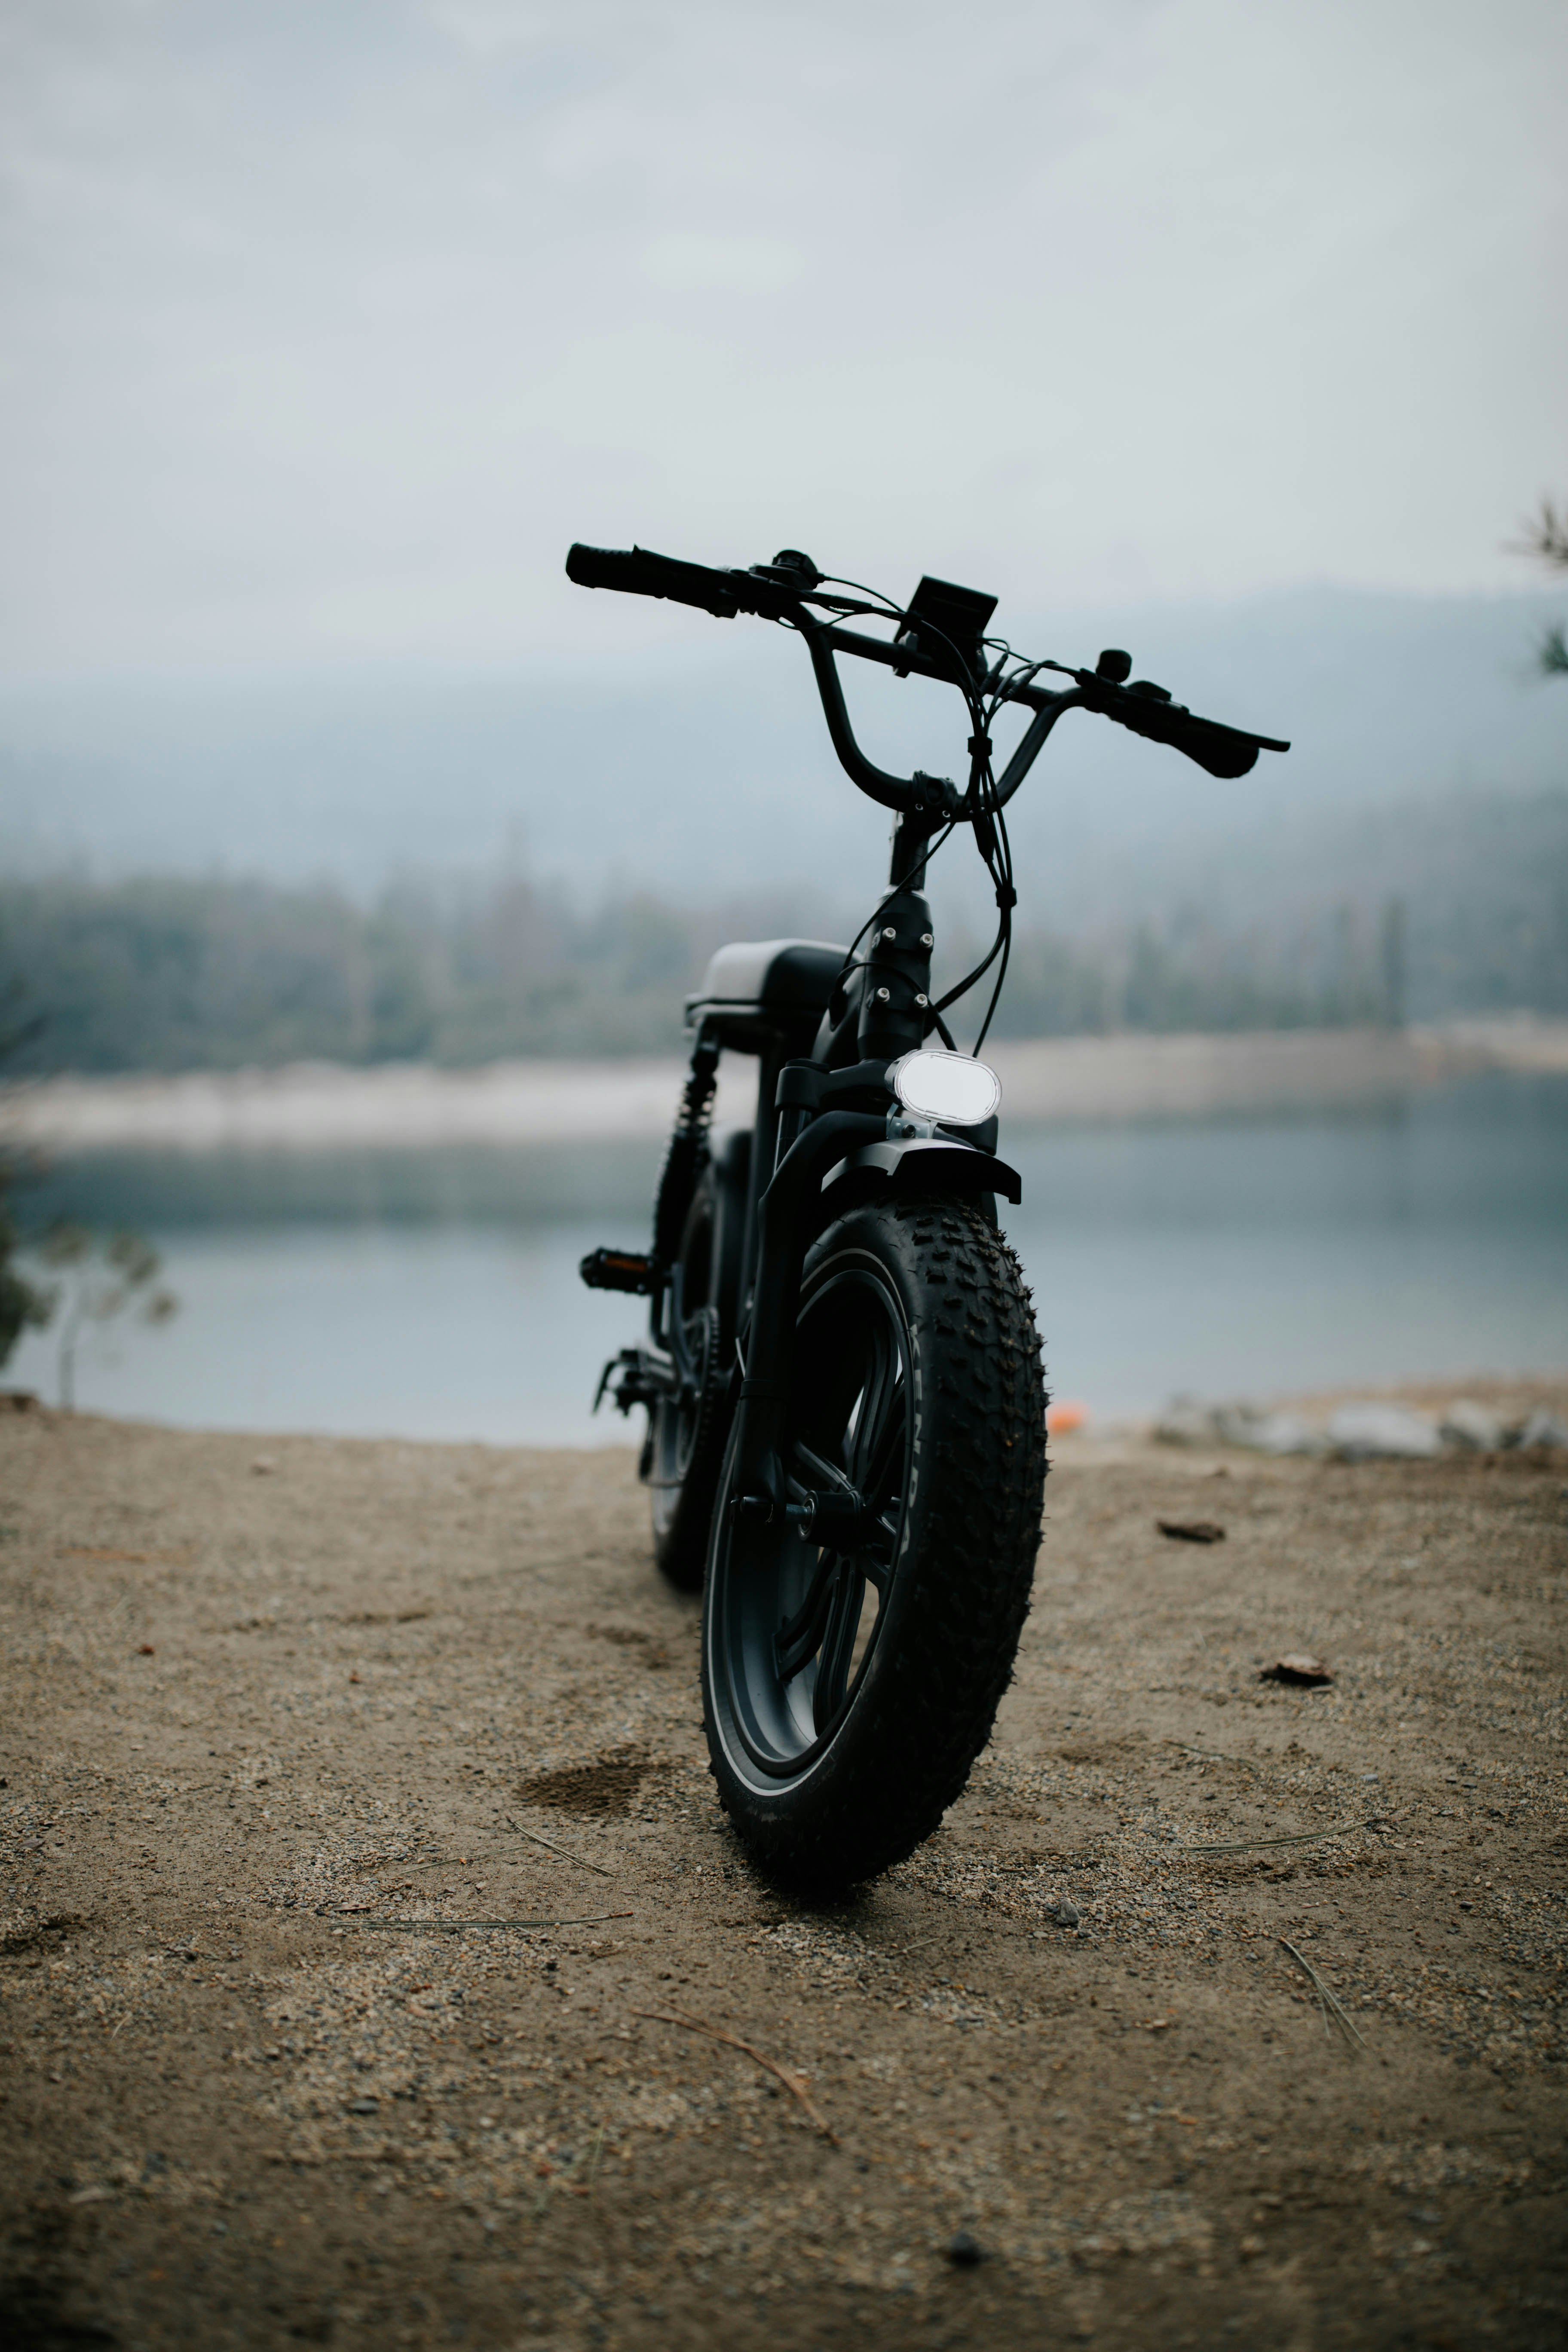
[686,937,847,1050]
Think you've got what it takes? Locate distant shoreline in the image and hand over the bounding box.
[4,1017,1566,1155]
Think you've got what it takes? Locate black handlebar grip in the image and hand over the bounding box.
[1158,710,1262,780]
[1095,687,1271,779]
[565,543,656,594]
[564,542,744,617]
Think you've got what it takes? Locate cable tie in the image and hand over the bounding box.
[995,882,1018,910]
[968,734,992,759]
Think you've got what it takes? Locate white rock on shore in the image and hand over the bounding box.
[1325,1402,1444,1461]
[1439,1398,1508,1451]
[1155,1393,1566,1459]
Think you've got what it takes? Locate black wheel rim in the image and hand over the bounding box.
[649,1305,719,1495]
[711,1255,911,1782]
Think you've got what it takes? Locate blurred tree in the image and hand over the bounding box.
[1379,896,1408,1028]
[37,1225,178,1412]
[1511,495,1568,677]
[0,984,52,1373]
[0,1175,50,1371]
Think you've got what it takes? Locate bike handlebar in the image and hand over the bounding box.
[1008,674,1288,782]
[564,541,1289,800]
[565,542,792,622]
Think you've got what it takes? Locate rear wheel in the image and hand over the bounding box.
[649,1168,733,1592]
[701,1194,1047,1889]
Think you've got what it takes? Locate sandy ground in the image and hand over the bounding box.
[7,1018,1568,1154]
[3,1390,1567,2352]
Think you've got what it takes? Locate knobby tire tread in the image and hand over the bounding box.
[703,1194,1047,1890]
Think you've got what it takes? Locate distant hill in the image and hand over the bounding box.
[2,584,1562,1067]
[1,586,1562,927]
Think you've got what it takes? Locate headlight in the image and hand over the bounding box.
[888,1050,1001,1127]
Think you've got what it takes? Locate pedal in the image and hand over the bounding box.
[579,1246,656,1295]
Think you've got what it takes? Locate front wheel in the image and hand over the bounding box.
[701,1195,1047,1891]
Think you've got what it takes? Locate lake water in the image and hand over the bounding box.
[9,1073,1566,1443]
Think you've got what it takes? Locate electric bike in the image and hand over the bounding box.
[571,542,1288,1889]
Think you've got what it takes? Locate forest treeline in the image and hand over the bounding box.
[4,856,1555,1073]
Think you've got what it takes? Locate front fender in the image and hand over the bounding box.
[819,1134,1021,1209]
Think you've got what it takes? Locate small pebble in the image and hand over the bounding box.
[948,2229,983,2267]
[1057,1899,1081,1928]
[347,2097,379,2114]
[1262,1654,1332,1686]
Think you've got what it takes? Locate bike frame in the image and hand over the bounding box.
[571,541,1288,1526]
[643,619,1056,1525]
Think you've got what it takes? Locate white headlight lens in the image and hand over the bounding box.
[889,1050,1001,1127]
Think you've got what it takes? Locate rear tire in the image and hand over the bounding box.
[701,1194,1047,1890]
[648,1164,735,1593]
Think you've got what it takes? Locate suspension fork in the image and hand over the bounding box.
[730,819,944,1516]
[731,1107,889,1516]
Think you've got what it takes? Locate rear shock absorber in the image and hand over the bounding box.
[651,1032,720,1271]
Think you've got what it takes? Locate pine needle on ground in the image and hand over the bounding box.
[349,1911,632,1932]
[632,2007,838,2142]
[1280,1936,1367,2051]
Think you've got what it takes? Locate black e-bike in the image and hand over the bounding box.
[571,542,1288,1889]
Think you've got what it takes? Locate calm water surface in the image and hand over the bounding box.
[11,1074,1566,1443]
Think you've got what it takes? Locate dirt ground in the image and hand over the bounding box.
[3,1387,1566,2352]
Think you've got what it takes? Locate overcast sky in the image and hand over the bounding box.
[2,0,1564,678]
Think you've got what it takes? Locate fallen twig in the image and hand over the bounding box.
[632,2007,838,2143]
[1176,1814,1384,1855]
[348,1911,632,1933]
[399,1826,615,1878]
[505,1820,616,1877]
[1280,1936,1366,2051]
[1165,1741,1260,1772]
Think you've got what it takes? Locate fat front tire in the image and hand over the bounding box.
[701,1195,1047,1890]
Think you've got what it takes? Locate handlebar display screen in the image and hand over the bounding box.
[900,575,998,683]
